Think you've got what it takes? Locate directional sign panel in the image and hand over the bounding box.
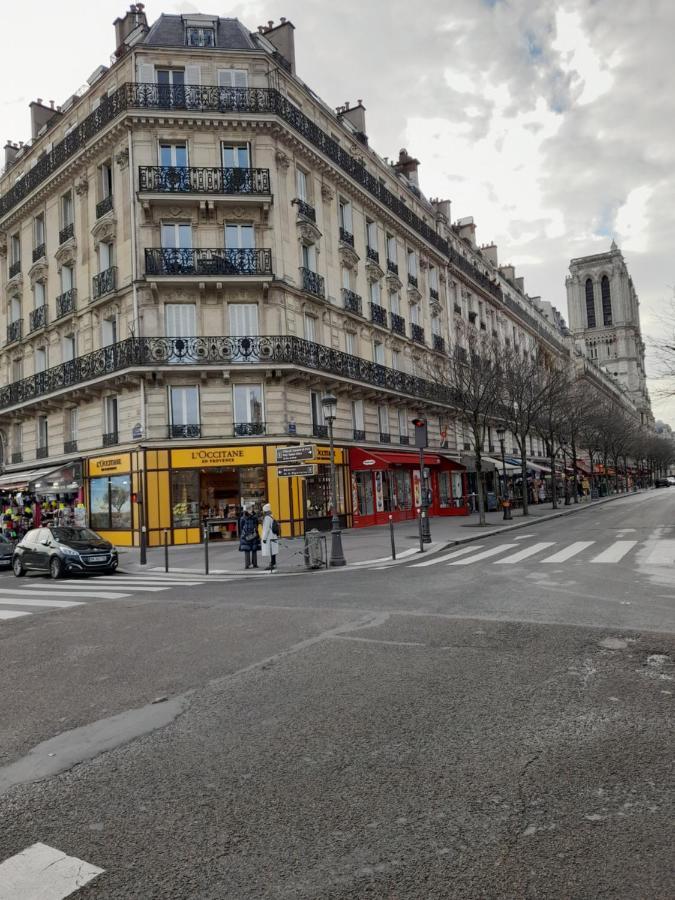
[276,445,316,464]
[277,464,317,477]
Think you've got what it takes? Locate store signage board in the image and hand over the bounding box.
[277,465,317,477]
[315,445,344,464]
[88,453,132,476]
[275,445,316,464]
[172,446,265,469]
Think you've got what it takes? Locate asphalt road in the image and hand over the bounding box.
[0,490,673,898]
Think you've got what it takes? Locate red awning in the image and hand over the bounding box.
[349,447,459,469]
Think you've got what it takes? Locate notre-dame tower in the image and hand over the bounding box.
[566,241,653,424]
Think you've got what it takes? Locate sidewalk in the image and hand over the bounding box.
[120,490,647,576]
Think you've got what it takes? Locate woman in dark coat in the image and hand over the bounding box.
[238,506,261,569]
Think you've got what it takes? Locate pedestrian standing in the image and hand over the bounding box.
[261,502,280,572]
[238,505,260,570]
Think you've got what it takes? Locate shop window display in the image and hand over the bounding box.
[171,470,200,528]
[90,475,132,530]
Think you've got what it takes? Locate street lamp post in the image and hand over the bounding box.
[560,437,571,505]
[321,393,346,567]
[496,426,512,521]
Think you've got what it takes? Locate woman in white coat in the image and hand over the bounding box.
[261,502,279,571]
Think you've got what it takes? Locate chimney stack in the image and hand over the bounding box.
[29,99,61,140]
[259,18,296,75]
[457,216,476,247]
[393,148,420,186]
[337,100,367,144]
[431,198,452,224]
[499,264,516,284]
[4,141,20,169]
[113,3,148,54]
[480,243,498,267]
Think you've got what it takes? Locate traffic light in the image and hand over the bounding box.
[412,417,428,448]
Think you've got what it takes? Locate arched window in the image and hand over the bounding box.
[601,275,612,326]
[585,278,596,328]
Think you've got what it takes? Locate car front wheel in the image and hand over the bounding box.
[49,557,63,580]
[12,557,25,577]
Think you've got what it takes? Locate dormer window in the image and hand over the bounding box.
[186,26,215,47]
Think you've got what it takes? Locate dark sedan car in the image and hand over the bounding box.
[13,526,118,579]
[0,534,15,568]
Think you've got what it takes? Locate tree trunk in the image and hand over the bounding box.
[475,457,486,526]
[603,454,610,495]
[588,450,595,499]
[550,445,558,509]
[571,439,579,503]
[613,455,620,492]
[521,456,529,516]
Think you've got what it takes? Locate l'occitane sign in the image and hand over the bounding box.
[171,446,264,468]
[88,453,132,476]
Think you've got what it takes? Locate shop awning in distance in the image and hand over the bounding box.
[480,455,520,473]
[350,448,465,469]
[0,466,57,491]
[28,460,83,493]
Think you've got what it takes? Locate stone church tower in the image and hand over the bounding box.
[566,242,653,424]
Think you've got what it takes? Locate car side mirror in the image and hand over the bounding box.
[40,539,51,546]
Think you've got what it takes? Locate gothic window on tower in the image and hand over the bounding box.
[601,275,612,326]
[585,278,596,328]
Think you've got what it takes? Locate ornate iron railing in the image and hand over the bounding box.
[339,227,354,247]
[370,303,388,327]
[408,273,418,288]
[399,435,410,445]
[387,259,398,275]
[36,445,49,459]
[300,266,325,298]
[454,303,462,315]
[96,195,113,218]
[6,319,22,344]
[29,305,47,332]
[432,334,446,353]
[366,246,380,264]
[0,335,459,413]
[11,451,22,464]
[233,422,266,437]
[169,423,202,439]
[390,312,406,336]
[379,432,391,443]
[430,287,439,302]
[139,166,271,195]
[353,429,366,441]
[64,440,78,454]
[313,423,329,439]
[56,288,77,318]
[468,311,478,324]
[342,288,362,315]
[411,323,425,344]
[9,260,21,279]
[102,431,118,447]
[32,243,46,263]
[146,248,273,278]
[293,198,316,221]
[92,266,117,299]
[59,223,74,244]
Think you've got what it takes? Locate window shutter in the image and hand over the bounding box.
[137,62,155,84]
[233,69,248,88]
[185,65,201,86]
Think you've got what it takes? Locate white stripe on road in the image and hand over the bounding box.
[0,841,104,900]
[590,540,638,563]
[644,540,675,566]
[512,534,536,541]
[448,544,519,565]
[10,581,169,593]
[541,541,595,563]
[410,546,484,567]
[0,610,31,620]
[0,588,128,601]
[494,542,556,564]
[0,598,84,609]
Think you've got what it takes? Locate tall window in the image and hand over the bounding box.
[233,384,263,425]
[12,359,23,382]
[373,340,384,365]
[37,415,48,450]
[225,223,254,249]
[104,396,119,437]
[228,303,258,335]
[165,303,196,336]
[218,68,248,88]
[370,280,382,305]
[398,408,407,437]
[61,265,74,293]
[101,161,113,199]
[12,423,22,456]
[222,143,250,168]
[296,168,308,202]
[410,302,420,325]
[10,233,20,265]
[10,296,21,323]
[378,405,390,435]
[391,349,400,370]
[386,233,397,264]
[390,292,400,315]
[187,26,216,47]
[304,314,316,342]
[159,142,188,167]
[601,275,612,326]
[161,222,192,248]
[366,219,377,251]
[407,249,417,278]
[170,386,200,434]
[310,390,326,428]
[352,399,365,432]
[585,278,596,328]
[99,241,114,272]
[101,316,117,346]
[63,333,76,362]
[34,214,45,250]
[431,315,440,336]
[65,408,78,444]
[345,332,356,355]
[35,347,47,373]
[34,281,46,309]
[339,198,353,234]
[301,243,317,272]
[61,191,74,227]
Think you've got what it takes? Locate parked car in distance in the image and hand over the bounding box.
[0,534,15,568]
[12,526,118,579]
[654,478,671,488]
[667,476,675,486]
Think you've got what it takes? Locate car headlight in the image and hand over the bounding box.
[60,546,80,557]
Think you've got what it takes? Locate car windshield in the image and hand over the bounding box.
[50,527,104,543]
[0,535,10,544]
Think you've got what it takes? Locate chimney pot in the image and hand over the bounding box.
[37,98,43,105]
[280,16,286,23]
[50,100,54,108]
[268,20,274,27]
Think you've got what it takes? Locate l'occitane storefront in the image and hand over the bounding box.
[87,451,143,547]
[144,444,348,546]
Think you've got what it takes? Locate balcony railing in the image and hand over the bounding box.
[411,323,425,344]
[9,260,21,279]
[0,335,459,414]
[139,166,271,196]
[390,312,406,336]
[234,422,266,437]
[6,319,22,344]
[407,273,418,288]
[366,246,379,264]
[146,248,272,278]
[169,423,202,439]
[387,259,398,276]
[36,445,49,459]
[102,431,118,447]
[399,435,410,445]
[342,288,362,316]
[300,266,325,298]
[293,198,316,221]
[430,287,439,302]
[32,243,46,263]
[56,288,77,318]
[59,223,74,244]
[432,334,446,353]
[313,423,329,439]
[468,311,478,324]
[96,195,114,218]
[454,303,462,315]
[92,266,117,299]
[339,227,354,247]
[379,432,391,443]
[353,428,366,441]
[11,451,22,464]
[29,305,47,332]
[370,303,388,327]
[64,440,78,454]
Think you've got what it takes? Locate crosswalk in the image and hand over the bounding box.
[0,570,244,625]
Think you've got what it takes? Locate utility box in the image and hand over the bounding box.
[304,529,327,569]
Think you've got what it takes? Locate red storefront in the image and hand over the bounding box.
[349,448,469,528]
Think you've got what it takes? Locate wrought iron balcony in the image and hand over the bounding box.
[92,266,117,299]
[36,445,49,460]
[432,334,446,353]
[9,260,21,279]
[370,303,388,327]
[390,312,406,336]
[480,321,487,331]
[11,451,22,464]
[407,273,418,288]
[339,227,354,247]
[379,432,391,443]
[32,243,46,263]
[468,311,478,324]
[454,303,462,315]
[146,248,272,278]
[96,195,114,218]
[367,246,379,264]
[430,287,439,302]
[64,440,78,454]
[59,223,74,244]
[313,423,329,439]
[387,259,398,276]
[300,266,325,298]
[139,166,271,196]
[342,288,362,315]
[293,198,316,221]
[353,428,366,441]
[6,319,22,344]
[29,305,47,332]
[399,435,410,445]
[169,423,202,439]
[102,431,118,447]
[411,323,425,344]
[56,288,77,319]
[234,421,266,437]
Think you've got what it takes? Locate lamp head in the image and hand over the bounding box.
[321,393,338,421]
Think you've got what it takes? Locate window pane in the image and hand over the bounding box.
[171,386,199,424]
[90,478,111,530]
[234,384,262,423]
[109,475,131,528]
[172,470,200,528]
[229,303,258,335]
[165,304,196,336]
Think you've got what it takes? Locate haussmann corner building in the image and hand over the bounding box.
[0,5,647,548]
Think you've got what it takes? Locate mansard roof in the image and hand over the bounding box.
[143,14,257,50]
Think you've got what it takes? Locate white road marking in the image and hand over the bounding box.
[512,534,535,541]
[448,544,519,566]
[494,542,556,565]
[590,540,638,563]
[351,547,421,567]
[644,540,675,566]
[0,588,128,601]
[409,546,484,567]
[0,609,31,620]
[12,581,169,593]
[0,841,104,900]
[541,541,595,563]
[0,598,84,608]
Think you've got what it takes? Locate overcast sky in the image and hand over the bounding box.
[2,0,673,422]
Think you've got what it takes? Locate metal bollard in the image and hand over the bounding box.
[163,529,169,573]
[389,515,396,560]
[204,524,209,576]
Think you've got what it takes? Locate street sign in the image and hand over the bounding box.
[275,445,316,464]
[277,464,317,477]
